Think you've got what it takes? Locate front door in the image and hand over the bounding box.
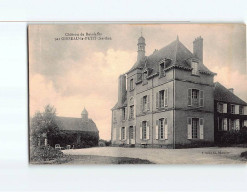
[129,126,135,144]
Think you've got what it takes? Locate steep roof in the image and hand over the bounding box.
[56,116,99,132]
[214,82,247,105]
[127,39,215,75]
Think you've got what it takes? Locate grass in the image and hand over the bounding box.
[64,155,154,164]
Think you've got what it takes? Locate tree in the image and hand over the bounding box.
[30,105,60,146]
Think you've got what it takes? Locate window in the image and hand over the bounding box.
[231,105,235,114]
[230,119,240,130]
[188,89,203,107]
[156,89,168,109]
[192,61,199,75]
[220,118,228,131]
[130,79,134,91]
[143,72,148,85]
[240,106,244,115]
[129,126,134,139]
[121,127,125,140]
[192,89,199,107]
[129,105,134,119]
[122,108,126,120]
[159,118,164,139]
[159,62,165,77]
[142,121,147,140]
[192,118,199,139]
[217,103,223,113]
[143,95,147,111]
[159,90,164,108]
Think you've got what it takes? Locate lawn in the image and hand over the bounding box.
[64,155,153,164]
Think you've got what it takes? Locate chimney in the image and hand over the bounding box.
[228,88,234,94]
[193,36,203,63]
[118,74,127,105]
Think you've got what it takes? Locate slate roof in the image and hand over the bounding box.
[127,38,215,75]
[56,116,99,132]
[214,82,247,105]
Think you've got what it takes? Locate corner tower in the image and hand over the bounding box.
[137,34,146,61]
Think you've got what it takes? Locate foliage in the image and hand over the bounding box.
[240,151,247,159]
[30,105,60,146]
[215,129,247,146]
[175,141,215,149]
[30,145,63,162]
[49,130,99,148]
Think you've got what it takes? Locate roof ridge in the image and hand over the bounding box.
[174,38,179,62]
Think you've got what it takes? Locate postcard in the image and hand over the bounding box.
[28,23,247,164]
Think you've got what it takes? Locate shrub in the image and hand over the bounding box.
[215,129,247,146]
[240,151,247,159]
[30,145,63,162]
[175,140,215,149]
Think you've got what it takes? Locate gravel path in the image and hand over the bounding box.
[63,147,247,164]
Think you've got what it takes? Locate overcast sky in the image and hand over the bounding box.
[29,24,246,140]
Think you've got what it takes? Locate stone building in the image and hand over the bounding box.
[50,108,99,148]
[214,82,247,136]
[111,35,247,148]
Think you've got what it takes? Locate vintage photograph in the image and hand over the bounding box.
[28,23,247,164]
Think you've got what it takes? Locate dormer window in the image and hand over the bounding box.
[143,71,148,85]
[159,62,165,77]
[192,61,199,75]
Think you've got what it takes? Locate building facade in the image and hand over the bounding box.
[111,35,247,148]
[214,82,247,141]
[49,108,99,148]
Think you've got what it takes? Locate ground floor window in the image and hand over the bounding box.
[159,118,164,139]
[192,118,199,139]
[230,119,240,130]
[129,126,134,139]
[121,127,125,140]
[142,121,147,139]
[218,118,228,131]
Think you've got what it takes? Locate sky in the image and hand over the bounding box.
[29,23,246,140]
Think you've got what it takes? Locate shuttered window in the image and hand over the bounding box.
[143,95,147,111]
[129,126,134,139]
[159,90,164,108]
[188,89,203,107]
[156,89,168,109]
[121,127,125,140]
[192,118,199,139]
[142,121,147,140]
[129,105,134,119]
[159,118,164,139]
[222,118,227,131]
[140,121,149,140]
